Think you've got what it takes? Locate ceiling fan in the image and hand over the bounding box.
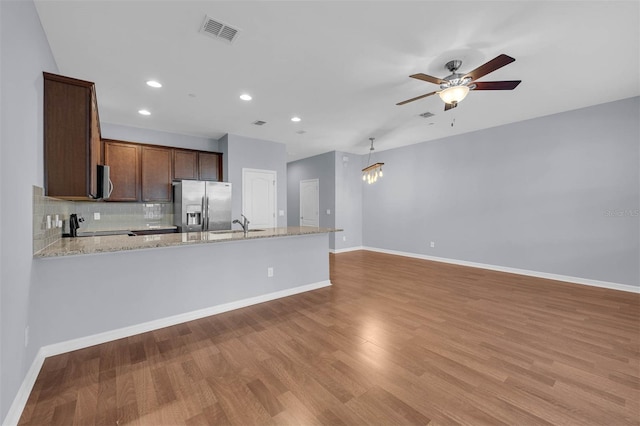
[397,54,521,110]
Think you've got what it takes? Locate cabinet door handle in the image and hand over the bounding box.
[108,178,114,198]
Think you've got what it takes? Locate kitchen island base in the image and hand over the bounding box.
[29,232,331,364]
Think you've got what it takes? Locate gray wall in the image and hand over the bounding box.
[29,235,329,356]
[363,97,640,287]
[334,152,363,250]
[287,151,336,235]
[101,122,219,152]
[0,0,59,419]
[224,134,288,227]
[286,151,364,251]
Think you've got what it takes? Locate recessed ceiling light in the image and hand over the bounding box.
[291,116,301,122]
[240,94,252,101]
[138,109,151,116]
[146,80,162,88]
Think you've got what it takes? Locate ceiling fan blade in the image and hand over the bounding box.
[463,54,515,81]
[444,102,457,111]
[396,91,437,106]
[410,73,446,85]
[472,80,521,90]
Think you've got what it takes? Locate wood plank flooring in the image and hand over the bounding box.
[19,251,640,425]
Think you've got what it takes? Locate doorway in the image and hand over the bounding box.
[300,179,319,227]
[242,168,277,229]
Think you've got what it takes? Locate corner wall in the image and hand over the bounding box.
[334,152,363,251]
[223,134,288,227]
[0,0,59,419]
[363,97,640,287]
[287,152,336,247]
[286,151,365,251]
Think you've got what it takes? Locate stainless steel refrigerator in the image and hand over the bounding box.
[173,181,232,232]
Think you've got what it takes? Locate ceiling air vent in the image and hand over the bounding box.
[200,15,240,44]
[253,120,267,126]
[419,112,435,118]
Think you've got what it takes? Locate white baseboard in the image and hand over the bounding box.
[2,280,331,426]
[361,246,639,294]
[2,348,47,426]
[330,246,364,254]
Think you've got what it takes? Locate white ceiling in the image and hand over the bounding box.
[34,1,639,161]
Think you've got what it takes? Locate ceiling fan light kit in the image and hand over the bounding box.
[397,54,521,110]
[438,85,470,104]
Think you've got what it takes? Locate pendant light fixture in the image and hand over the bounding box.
[362,138,384,184]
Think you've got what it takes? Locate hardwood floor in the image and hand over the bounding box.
[19,251,640,425]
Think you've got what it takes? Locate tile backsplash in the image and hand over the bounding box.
[73,201,173,232]
[33,186,174,255]
[33,186,73,254]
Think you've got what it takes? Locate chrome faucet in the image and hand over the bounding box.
[232,214,250,235]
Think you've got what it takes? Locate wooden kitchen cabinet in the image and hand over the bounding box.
[198,152,222,181]
[44,72,102,199]
[103,141,223,202]
[104,140,140,201]
[173,150,222,182]
[141,146,172,202]
[173,149,198,180]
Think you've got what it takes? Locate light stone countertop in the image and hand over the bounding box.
[35,226,341,258]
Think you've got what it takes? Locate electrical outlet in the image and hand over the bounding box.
[267,267,274,277]
[430,241,435,248]
[279,210,285,217]
[24,326,29,348]
[46,215,51,229]
[94,212,101,220]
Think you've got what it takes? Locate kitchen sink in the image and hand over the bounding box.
[209,229,265,234]
[63,230,137,238]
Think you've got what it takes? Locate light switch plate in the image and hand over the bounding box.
[94,212,101,220]
[326,209,331,215]
[279,210,285,217]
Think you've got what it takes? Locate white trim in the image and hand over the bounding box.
[2,280,331,426]
[330,246,364,254]
[2,348,47,426]
[362,246,639,294]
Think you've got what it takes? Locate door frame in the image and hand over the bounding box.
[299,178,319,227]
[242,168,277,228]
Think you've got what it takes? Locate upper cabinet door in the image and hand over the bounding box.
[199,152,222,181]
[141,146,172,202]
[104,140,140,202]
[173,149,198,181]
[43,72,101,199]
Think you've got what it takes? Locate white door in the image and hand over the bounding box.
[300,179,319,227]
[242,168,277,229]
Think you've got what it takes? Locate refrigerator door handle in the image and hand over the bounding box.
[202,195,207,231]
[205,196,210,231]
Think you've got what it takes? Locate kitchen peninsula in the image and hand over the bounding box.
[35,226,338,257]
[29,226,339,368]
